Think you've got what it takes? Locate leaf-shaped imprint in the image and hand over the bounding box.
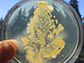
[22,1,65,63]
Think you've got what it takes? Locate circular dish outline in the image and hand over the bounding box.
[1,0,83,63]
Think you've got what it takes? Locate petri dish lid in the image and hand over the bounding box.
[2,0,83,63]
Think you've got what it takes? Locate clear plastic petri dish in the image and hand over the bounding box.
[1,0,83,63]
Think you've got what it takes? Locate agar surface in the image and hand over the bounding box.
[22,1,65,63]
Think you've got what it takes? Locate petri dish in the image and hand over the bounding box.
[1,0,83,63]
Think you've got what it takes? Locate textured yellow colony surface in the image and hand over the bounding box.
[22,1,65,63]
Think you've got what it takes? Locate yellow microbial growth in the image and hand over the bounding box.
[48,34,53,38]
[22,1,65,63]
[55,19,58,24]
[53,16,56,18]
[52,19,54,22]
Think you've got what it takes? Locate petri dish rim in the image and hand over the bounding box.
[1,0,83,63]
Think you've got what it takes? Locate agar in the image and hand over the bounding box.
[22,1,65,63]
